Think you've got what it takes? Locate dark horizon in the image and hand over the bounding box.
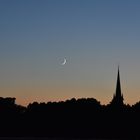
[0,93,140,139]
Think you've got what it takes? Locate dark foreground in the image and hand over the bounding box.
[0,138,136,140]
[0,97,140,139]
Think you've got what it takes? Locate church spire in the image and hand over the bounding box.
[116,66,121,98]
[110,66,124,106]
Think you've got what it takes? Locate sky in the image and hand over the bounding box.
[1,0,140,106]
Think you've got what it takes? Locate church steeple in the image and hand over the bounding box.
[116,66,121,98]
[110,67,124,106]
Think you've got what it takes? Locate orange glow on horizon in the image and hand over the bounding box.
[0,85,139,106]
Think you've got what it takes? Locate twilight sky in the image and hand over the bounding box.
[1,0,140,106]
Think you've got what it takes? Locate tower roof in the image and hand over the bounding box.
[116,66,121,97]
[110,66,124,106]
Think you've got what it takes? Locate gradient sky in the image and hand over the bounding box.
[1,0,140,106]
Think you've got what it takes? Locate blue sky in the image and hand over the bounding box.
[0,0,140,105]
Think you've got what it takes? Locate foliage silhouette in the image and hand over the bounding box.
[0,96,140,139]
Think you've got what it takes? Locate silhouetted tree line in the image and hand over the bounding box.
[0,97,140,139]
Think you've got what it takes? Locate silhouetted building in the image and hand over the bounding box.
[110,67,124,106]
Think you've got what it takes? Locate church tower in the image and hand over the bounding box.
[110,67,124,106]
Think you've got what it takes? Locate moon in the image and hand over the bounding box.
[61,58,67,65]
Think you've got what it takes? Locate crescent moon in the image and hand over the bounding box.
[61,58,67,65]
